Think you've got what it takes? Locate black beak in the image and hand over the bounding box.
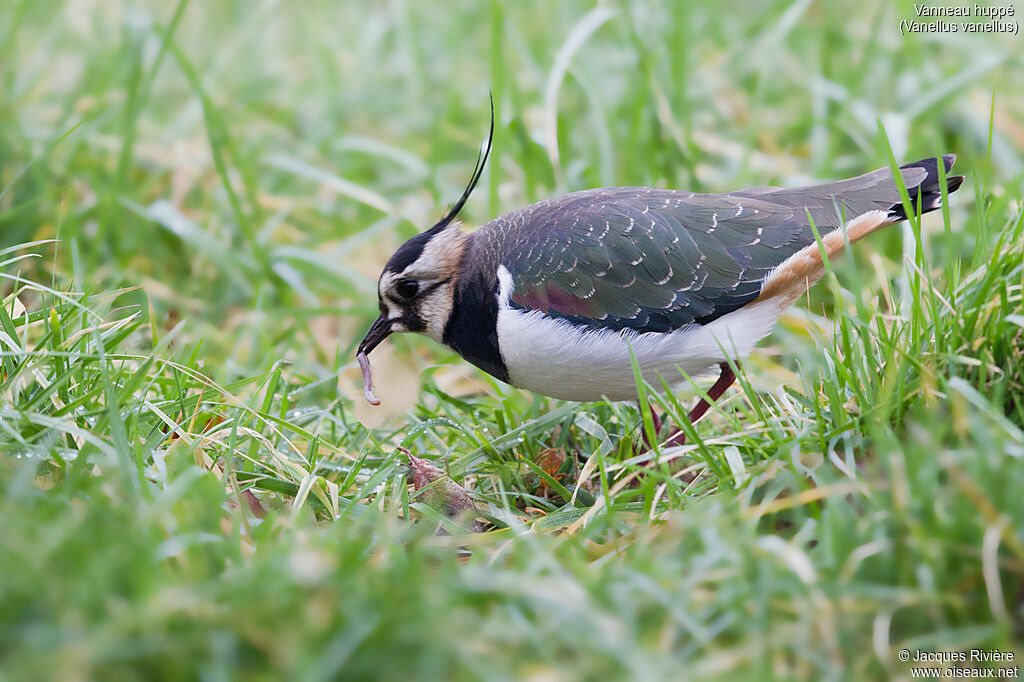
[356,315,392,356]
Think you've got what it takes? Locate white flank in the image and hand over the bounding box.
[494,266,785,402]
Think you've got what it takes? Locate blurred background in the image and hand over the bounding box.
[1,1,1022,680]
[2,0,1019,417]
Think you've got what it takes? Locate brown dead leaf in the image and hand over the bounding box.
[241,489,266,519]
[535,447,567,497]
[401,447,480,532]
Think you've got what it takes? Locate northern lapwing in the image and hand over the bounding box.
[357,115,963,445]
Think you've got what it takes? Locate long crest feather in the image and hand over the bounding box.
[428,93,494,233]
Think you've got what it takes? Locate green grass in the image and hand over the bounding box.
[2,1,1023,680]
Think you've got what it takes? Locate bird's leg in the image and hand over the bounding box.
[664,362,738,447]
[638,401,663,449]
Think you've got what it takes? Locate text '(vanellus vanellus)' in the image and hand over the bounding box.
[357,111,963,446]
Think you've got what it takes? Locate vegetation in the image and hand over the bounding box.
[1,1,1022,679]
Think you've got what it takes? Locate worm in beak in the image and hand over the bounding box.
[355,315,392,406]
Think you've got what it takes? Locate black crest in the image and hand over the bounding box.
[384,95,494,275]
[432,94,494,232]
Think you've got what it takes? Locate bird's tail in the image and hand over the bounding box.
[755,154,964,307]
[887,154,965,221]
[755,210,893,306]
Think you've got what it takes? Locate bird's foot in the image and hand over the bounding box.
[638,361,738,455]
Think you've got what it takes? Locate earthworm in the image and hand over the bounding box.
[357,351,381,406]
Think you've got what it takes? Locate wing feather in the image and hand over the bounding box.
[474,160,933,333]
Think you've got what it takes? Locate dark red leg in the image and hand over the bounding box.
[664,362,738,447]
[639,402,663,448]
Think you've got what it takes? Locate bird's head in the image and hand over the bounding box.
[356,102,493,362]
[365,224,470,346]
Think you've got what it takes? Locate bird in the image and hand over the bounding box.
[356,114,963,446]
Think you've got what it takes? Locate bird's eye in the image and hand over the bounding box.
[394,279,419,300]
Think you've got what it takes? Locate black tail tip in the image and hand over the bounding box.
[890,154,964,220]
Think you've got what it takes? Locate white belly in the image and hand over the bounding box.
[493,266,785,402]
